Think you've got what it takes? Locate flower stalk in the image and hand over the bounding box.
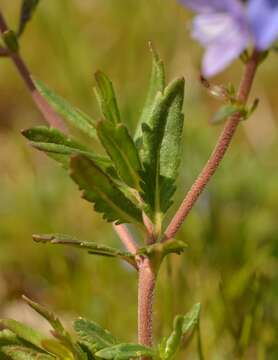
[163,50,261,242]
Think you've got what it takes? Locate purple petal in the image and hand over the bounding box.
[192,13,249,77]
[179,0,243,13]
[248,0,278,50]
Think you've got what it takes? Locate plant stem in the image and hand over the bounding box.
[162,50,261,242]
[138,257,156,355]
[197,321,205,360]
[113,223,139,254]
[0,12,65,130]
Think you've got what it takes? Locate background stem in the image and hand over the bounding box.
[0,12,65,130]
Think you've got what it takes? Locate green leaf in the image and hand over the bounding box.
[159,303,201,360]
[182,303,201,334]
[159,316,183,360]
[22,296,64,336]
[2,346,52,360]
[34,80,97,139]
[137,239,187,272]
[32,234,136,268]
[134,43,165,144]
[211,104,244,124]
[0,320,45,351]
[74,318,117,353]
[70,155,142,225]
[95,343,155,360]
[2,30,19,53]
[22,126,111,171]
[97,121,142,189]
[41,339,74,359]
[21,297,87,360]
[140,78,185,228]
[17,0,40,37]
[0,330,24,349]
[94,71,121,124]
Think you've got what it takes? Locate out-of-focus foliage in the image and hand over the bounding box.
[0,0,278,359]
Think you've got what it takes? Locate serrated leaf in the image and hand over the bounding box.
[134,43,165,144]
[74,318,117,353]
[22,296,64,335]
[159,303,201,360]
[41,339,74,359]
[22,126,111,171]
[17,0,40,37]
[70,155,142,225]
[97,121,142,189]
[21,297,86,360]
[34,80,97,139]
[94,71,121,124]
[0,320,45,351]
[1,346,52,360]
[95,343,155,360]
[32,234,136,268]
[140,78,184,228]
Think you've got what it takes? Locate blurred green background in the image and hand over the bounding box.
[0,0,278,358]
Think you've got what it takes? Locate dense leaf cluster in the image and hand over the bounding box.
[0,297,200,360]
[23,45,185,237]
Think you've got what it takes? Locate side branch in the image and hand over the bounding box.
[113,223,139,254]
[163,50,261,242]
[0,12,65,130]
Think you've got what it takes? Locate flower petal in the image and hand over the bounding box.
[179,0,243,13]
[200,21,249,77]
[248,0,278,50]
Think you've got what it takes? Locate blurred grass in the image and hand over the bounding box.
[0,0,278,358]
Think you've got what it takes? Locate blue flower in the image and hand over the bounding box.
[180,0,278,77]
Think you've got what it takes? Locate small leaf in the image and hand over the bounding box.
[159,316,183,360]
[1,346,52,360]
[97,121,142,189]
[74,318,117,353]
[70,155,142,225]
[22,296,64,336]
[0,319,45,351]
[134,42,165,144]
[182,303,201,334]
[32,234,136,268]
[211,104,243,124]
[159,303,201,360]
[94,71,121,124]
[95,343,155,360]
[137,239,187,271]
[2,30,19,52]
[22,126,111,171]
[34,80,97,139]
[17,0,40,37]
[41,339,74,359]
[21,297,86,360]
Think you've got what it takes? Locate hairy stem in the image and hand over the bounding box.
[163,50,261,242]
[0,12,65,130]
[138,257,156,354]
[113,223,139,254]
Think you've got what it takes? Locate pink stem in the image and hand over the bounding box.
[163,50,261,242]
[138,257,156,350]
[113,223,139,254]
[0,12,65,130]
